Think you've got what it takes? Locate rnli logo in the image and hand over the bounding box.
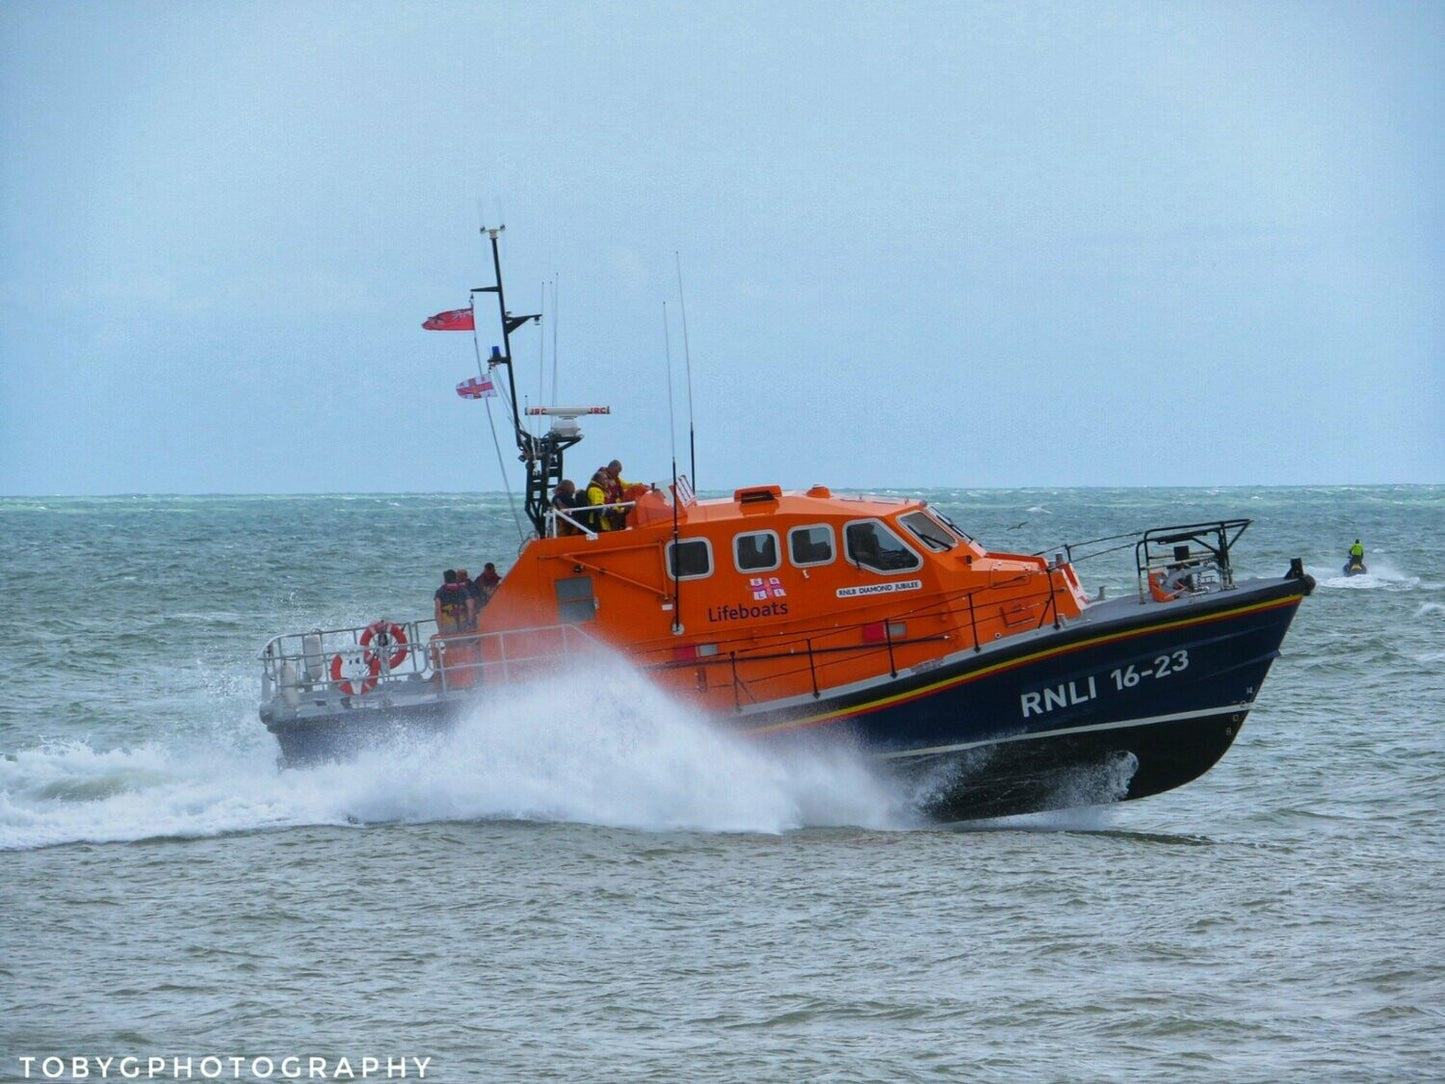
[750,577,786,600]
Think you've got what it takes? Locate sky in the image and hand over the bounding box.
[1,1,1440,495]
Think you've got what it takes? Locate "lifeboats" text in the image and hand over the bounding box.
[707,601,790,623]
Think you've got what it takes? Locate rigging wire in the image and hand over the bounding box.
[1034,531,1139,563]
[486,396,527,544]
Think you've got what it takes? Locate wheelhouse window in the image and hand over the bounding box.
[788,524,835,567]
[900,510,957,553]
[930,507,975,544]
[667,538,713,580]
[845,520,922,573]
[734,530,780,572]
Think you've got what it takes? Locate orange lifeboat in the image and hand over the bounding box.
[257,231,1315,820]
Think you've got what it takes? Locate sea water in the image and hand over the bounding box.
[2,486,1442,1080]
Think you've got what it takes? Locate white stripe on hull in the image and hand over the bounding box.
[876,703,1249,761]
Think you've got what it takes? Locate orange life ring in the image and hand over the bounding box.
[360,620,408,669]
[330,651,380,696]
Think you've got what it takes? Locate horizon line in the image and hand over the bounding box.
[3,480,1441,501]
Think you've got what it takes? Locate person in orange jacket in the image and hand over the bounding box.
[603,460,633,530]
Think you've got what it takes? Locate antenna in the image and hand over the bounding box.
[663,302,679,475]
[675,252,697,489]
[663,301,682,634]
[536,281,546,440]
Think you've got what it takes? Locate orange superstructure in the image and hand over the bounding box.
[477,482,1089,717]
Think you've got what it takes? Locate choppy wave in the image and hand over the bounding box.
[0,669,913,851]
[6,487,1443,1079]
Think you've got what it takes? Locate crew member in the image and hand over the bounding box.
[584,468,612,531]
[478,562,502,601]
[457,567,483,627]
[606,459,633,489]
[604,460,632,530]
[550,479,581,535]
[434,569,473,634]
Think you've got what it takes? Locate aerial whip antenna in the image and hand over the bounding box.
[536,281,546,436]
[663,300,682,634]
[552,273,560,404]
[675,252,697,490]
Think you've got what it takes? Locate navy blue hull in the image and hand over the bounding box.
[744,578,1307,819]
[264,698,464,767]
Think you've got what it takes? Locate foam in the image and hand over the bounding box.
[1313,558,1419,591]
[0,667,913,851]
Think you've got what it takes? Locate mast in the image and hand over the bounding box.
[471,226,574,536]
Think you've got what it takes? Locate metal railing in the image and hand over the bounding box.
[1134,519,1250,603]
[544,500,637,538]
[260,618,603,717]
[651,572,1063,709]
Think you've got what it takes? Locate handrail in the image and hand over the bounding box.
[1134,519,1250,602]
[544,500,637,538]
[652,571,1050,668]
[261,618,603,716]
[653,576,1056,711]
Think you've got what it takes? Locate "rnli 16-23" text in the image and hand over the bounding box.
[1020,650,1190,718]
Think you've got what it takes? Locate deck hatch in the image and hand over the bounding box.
[735,485,781,504]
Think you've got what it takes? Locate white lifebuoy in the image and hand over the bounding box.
[330,651,380,696]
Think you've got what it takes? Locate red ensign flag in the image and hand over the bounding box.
[423,308,475,331]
